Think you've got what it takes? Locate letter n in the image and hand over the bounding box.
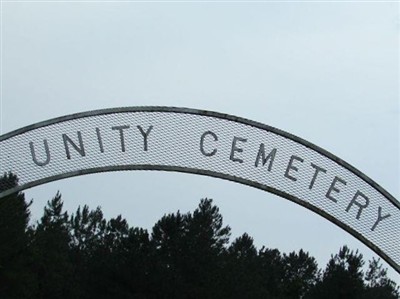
[62,131,86,159]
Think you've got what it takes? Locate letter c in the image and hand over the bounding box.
[200,131,218,157]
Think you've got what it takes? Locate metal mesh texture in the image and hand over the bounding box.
[0,108,399,273]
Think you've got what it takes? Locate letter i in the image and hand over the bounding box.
[96,127,104,153]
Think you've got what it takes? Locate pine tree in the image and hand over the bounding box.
[364,258,399,299]
[183,198,231,298]
[0,173,35,298]
[69,205,106,298]
[223,233,271,298]
[258,246,285,298]
[151,211,191,298]
[281,249,319,299]
[306,246,365,299]
[31,192,75,299]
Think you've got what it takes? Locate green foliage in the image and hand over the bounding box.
[0,173,35,298]
[364,258,400,299]
[70,205,106,252]
[306,246,399,299]
[0,174,399,299]
[282,249,319,299]
[223,234,271,298]
[31,192,76,299]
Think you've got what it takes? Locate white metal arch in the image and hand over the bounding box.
[0,107,399,273]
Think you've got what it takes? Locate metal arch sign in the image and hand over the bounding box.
[0,107,399,273]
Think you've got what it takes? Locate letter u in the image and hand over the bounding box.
[30,139,51,166]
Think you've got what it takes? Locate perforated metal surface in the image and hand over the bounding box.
[0,107,399,273]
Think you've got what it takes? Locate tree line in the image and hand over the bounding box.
[0,173,399,298]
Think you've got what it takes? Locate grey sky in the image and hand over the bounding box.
[1,1,399,281]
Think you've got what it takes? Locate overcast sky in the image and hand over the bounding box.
[1,0,399,281]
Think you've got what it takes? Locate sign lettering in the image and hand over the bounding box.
[0,107,398,273]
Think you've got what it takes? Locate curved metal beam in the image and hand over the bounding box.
[0,106,399,273]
